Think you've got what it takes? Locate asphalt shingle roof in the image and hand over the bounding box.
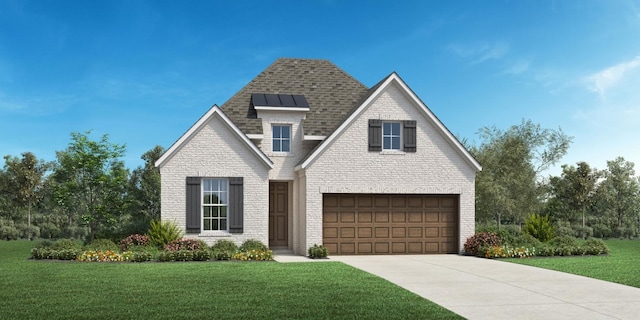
[221,58,370,137]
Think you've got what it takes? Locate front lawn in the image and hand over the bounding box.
[509,239,640,288]
[0,240,461,320]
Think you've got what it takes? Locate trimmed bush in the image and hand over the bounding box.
[524,213,555,242]
[211,239,238,260]
[158,249,211,262]
[52,238,83,250]
[308,244,329,259]
[232,249,274,261]
[511,233,542,248]
[147,220,182,248]
[239,239,268,252]
[583,238,609,255]
[463,232,502,256]
[573,225,593,239]
[550,235,579,247]
[85,239,119,251]
[593,224,612,239]
[163,238,207,251]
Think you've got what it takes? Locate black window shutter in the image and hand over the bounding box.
[403,120,417,152]
[229,177,244,233]
[368,119,382,151]
[185,177,201,233]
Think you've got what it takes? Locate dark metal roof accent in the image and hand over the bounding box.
[251,93,310,108]
[221,58,369,137]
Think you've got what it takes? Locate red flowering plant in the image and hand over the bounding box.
[119,234,150,251]
[463,232,502,256]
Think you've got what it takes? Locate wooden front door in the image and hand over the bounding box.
[269,182,288,247]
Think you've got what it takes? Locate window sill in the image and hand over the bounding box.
[380,150,406,155]
[198,232,232,238]
[267,152,294,157]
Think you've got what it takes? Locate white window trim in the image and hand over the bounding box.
[201,178,229,233]
[272,124,292,153]
[382,121,402,151]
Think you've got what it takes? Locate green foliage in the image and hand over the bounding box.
[158,249,211,262]
[119,234,150,251]
[0,219,20,240]
[147,220,182,248]
[31,247,82,260]
[85,238,119,251]
[582,238,609,255]
[573,225,593,239]
[232,249,274,261]
[239,239,268,252]
[463,232,502,255]
[211,239,238,260]
[593,224,612,239]
[308,244,329,259]
[511,233,542,248]
[550,235,579,247]
[126,146,163,235]
[477,245,536,259]
[524,213,555,242]
[52,238,83,250]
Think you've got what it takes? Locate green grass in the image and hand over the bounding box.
[509,239,640,288]
[0,240,461,320]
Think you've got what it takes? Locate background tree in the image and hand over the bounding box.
[51,131,129,242]
[593,157,640,237]
[548,162,599,228]
[470,119,572,228]
[1,152,49,238]
[126,145,163,234]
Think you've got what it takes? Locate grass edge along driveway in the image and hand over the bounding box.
[508,239,640,288]
[0,240,462,320]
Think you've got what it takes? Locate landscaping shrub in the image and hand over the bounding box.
[119,234,150,251]
[477,245,535,259]
[593,223,612,239]
[239,239,269,252]
[130,251,154,262]
[19,224,40,240]
[550,235,579,247]
[211,239,238,260]
[555,221,575,238]
[77,250,132,262]
[31,247,82,260]
[52,238,83,250]
[511,233,542,248]
[308,244,329,259]
[158,249,211,262]
[147,220,182,248]
[582,238,609,255]
[524,213,555,242]
[614,226,636,239]
[232,249,274,261]
[85,239,119,251]
[463,232,502,255]
[0,219,20,240]
[163,238,207,251]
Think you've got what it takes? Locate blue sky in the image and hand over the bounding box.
[1,0,639,176]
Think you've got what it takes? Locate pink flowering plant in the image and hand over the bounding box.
[119,234,150,251]
[163,238,207,252]
[463,232,502,255]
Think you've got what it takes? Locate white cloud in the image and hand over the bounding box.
[584,56,640,99]
[503,58,532,75]
[446,41,510,65]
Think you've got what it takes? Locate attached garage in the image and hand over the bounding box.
[323,194,459,255]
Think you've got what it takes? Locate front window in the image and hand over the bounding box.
[202,178,228,231]
[272,125,291,152]
[383,122,401,150]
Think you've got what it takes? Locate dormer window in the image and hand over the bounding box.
[272,125,291,152]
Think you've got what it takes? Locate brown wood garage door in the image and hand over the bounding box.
[323,194,459,255]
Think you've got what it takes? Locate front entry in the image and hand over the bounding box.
[269,182,288,247]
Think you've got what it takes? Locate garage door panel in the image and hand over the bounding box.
[392,227,406,238]
[375,227,389,238]
[392,212,406,222]
[375,212,389,223]
[358,212,372,223]
[375,242,389,254]
[323,194,458,255]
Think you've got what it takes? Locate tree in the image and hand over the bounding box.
[51,131,129,242]
[2,152,50,235]
[127,145,163,234]
[470,119,572,227]
[594,157,639,235]
[548,162,599,228]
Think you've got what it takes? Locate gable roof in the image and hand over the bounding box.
[296,72,482,172]
[221,58,369,137]
[155,105,274,169]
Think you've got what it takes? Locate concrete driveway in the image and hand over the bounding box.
[329,255,640,320]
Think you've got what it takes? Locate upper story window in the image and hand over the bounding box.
[272,125,291,152]
[383,122,401,150]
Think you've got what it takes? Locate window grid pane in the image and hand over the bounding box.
[272,125,291,152]
[202,178,229,231]
[382,122,401,150]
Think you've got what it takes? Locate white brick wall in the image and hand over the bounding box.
[159,113,271,246]
[302,83,477,253]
